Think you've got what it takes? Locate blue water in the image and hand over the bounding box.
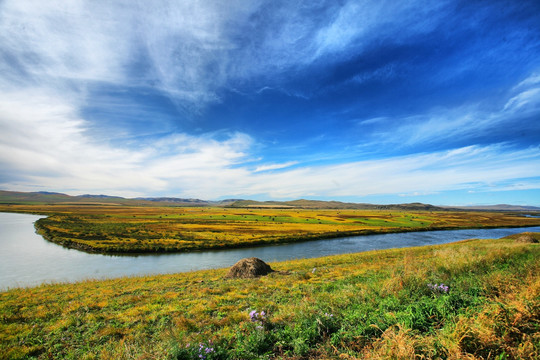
[1,212,539,290]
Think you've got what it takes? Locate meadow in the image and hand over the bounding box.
[1,233,538,359]
[1,204,539,253]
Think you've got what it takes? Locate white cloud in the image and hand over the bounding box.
[1,88,539,199]
[503,88,540,112]
[0,0,455,112]
[0,89,253,197]
[362,75,540,148]
[0,0,132,87]
[254,161,298,172]
[313,0,449,60]
[231,145,540,199]
[512,72,540,90]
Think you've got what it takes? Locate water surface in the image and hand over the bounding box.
[1,212,539,290]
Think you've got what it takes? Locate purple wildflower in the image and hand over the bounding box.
[197,343,215,359]
[249,310,258,322]
[428,283,449,293]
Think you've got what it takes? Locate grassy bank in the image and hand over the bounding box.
[1,233,539,359]
[2,204,540,253]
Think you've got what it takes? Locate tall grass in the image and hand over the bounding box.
[1,234,538,359]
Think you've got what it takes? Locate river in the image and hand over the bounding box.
[1,212,539,290]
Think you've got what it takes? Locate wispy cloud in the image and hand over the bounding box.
[254,161,298,172]
[362,74,540,149]
[1,88,538,200]
[313,1,449,60]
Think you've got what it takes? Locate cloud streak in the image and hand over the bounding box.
[360,74,540,150]
[1,88,538,200]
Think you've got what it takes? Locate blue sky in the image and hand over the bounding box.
[1,0,539,205]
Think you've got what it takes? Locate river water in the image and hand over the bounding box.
[1,212,539,290]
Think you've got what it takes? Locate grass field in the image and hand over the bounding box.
[1,204,539,253]
[1,233,538,359]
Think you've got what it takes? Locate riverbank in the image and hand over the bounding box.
[2,204,540,254]
[1,233,538,359]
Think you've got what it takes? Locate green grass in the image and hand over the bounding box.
[3,204,539,254]
[1,234,539,359]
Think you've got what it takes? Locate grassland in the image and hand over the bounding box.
[1,233,539,359]
[1,204,539,254]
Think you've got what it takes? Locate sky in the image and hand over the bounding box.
[1,0,539,206]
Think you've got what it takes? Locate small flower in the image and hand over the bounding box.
[249,310,258,322]
[428,283,449,293]
[324,312,334,317]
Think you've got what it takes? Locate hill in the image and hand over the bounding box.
[1,190,538,212]
[0,190,213,207]
[442,204,540,211]
[229,199,447,211]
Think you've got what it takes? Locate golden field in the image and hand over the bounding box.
[1,204,539,253]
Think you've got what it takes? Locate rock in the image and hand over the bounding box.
[225,257,274,279]
[515,233,538,243]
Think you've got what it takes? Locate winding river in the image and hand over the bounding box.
[1,212,539,290]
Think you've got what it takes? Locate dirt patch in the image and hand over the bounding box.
[225,257,274,279]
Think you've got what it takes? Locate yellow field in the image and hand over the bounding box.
[1,204,539,253]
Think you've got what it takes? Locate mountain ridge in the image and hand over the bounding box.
[0,190,538,211]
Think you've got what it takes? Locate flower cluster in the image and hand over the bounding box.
[249,310,266,322]
[198,343,214,359]
[249,310,267,330]
[428,283,449,293]
[324,313,334,318]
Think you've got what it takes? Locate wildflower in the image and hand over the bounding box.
[428,283,449,293]
[324,312,334,318]
[197,343,215,359]
[250,309,267,322]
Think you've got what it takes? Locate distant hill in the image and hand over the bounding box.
[0,190,230,207]
[227,199,445,211]
[0,190,538,211]
[441,204,540,211]
[77,194,123,199]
